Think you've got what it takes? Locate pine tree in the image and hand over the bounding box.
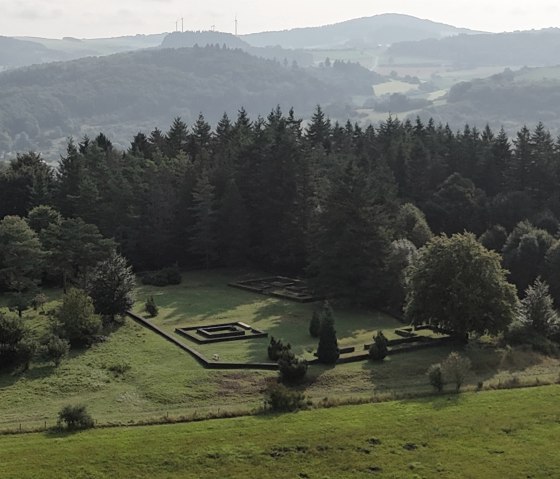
[519,278,559,337]
[189,172,217,268]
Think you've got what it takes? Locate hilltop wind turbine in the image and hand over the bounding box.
[235,14,238,36]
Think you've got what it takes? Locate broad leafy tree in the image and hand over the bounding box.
[405,233,518,337]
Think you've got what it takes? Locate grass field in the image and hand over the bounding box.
[1,385,559,478]
[1,270,558,431]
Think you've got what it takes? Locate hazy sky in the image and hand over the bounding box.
[2,0,560,39]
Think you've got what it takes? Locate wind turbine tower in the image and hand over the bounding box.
[235,14,238,36]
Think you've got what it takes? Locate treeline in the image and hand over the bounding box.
[3,109,560,309]
[0,45,379,158]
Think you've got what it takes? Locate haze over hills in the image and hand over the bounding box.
[241,13,481,49]
[0,14,481,71]
[0,36,65,69]
[161,31,314,66]
[0,45,381,159]
[387,29,560,68]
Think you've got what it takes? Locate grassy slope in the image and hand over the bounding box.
[1,386,559,479]
[1,270,558,431]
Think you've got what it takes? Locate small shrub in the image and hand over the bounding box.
[106,361,131,376]
[145,296,159,317]
[31,293,48,312]
[278,351,308,383]
[45,336,70,367]
[369,331,389,361]
[57,405,94,430]
[15,338,38,372]
[265,383,306,412]
[141,266,182,286]
[268,337,291,361]
[427,363,445,392]
[309,311,321,338]
[441,352,472,392]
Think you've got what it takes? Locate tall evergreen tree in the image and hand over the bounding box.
[189,172,217,268]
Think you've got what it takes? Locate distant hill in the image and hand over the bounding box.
[161,31,314,66]
[0,36,66,68]
[387,29,560,68]
[0,45,378,159]
[415,66,560,134]
[242,14,480,49]
[17,33,167,58]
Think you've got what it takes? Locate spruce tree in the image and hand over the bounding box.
[316,304,339,365]
[189,172,217,268]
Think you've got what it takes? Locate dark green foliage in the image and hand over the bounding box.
[427,363,445,392]
[0,215,44,294]
[57,405,94,430]
[479,225,508,252]
[141,266,182,287]
[316,305,339,365]
[405,233,518,337]
[502,221,555,293]
[309,311,322,338]
[265,383,306,412]
[384,239,417,313]
[87,252,135,322]
[54,289,102,347]
[0,312,31,369]
[395,203,433,248]
[15,337,38,372]
[518,278,559,338]
[268,337,291,361]
[369,331,389,361]
[308,160,393,306]
[27,205,61,234]
[189,172,218,268]
[45,336,70,367]
[145,296,159,318]
[278,351,308,383]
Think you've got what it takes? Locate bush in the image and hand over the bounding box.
[268,337,291,361]
[441,352,472,392]
[317,305,339,365]
[309,310,321,338]
[427,363,445,392]
[369,331,389,361]
[278,351,308,383]
[141,266,182,286]
[265,383,306,412]
[45,336,70,367]
[15,337,38,371]
[57,405,94,430]
[54,289,102,346]
[145,296,159,317]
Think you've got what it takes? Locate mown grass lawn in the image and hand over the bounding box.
[1,269,558,432]
[1,386,559,479]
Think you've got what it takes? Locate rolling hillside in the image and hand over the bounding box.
[242,13,481,49]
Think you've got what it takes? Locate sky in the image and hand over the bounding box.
[2,0,560,39]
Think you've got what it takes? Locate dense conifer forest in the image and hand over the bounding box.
[3,107,560,313]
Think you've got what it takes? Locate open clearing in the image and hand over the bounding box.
[1,386,559,479]
[1,270,559,431]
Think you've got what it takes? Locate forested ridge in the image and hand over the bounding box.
[3,108,560,312]
[0,45,379,158]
